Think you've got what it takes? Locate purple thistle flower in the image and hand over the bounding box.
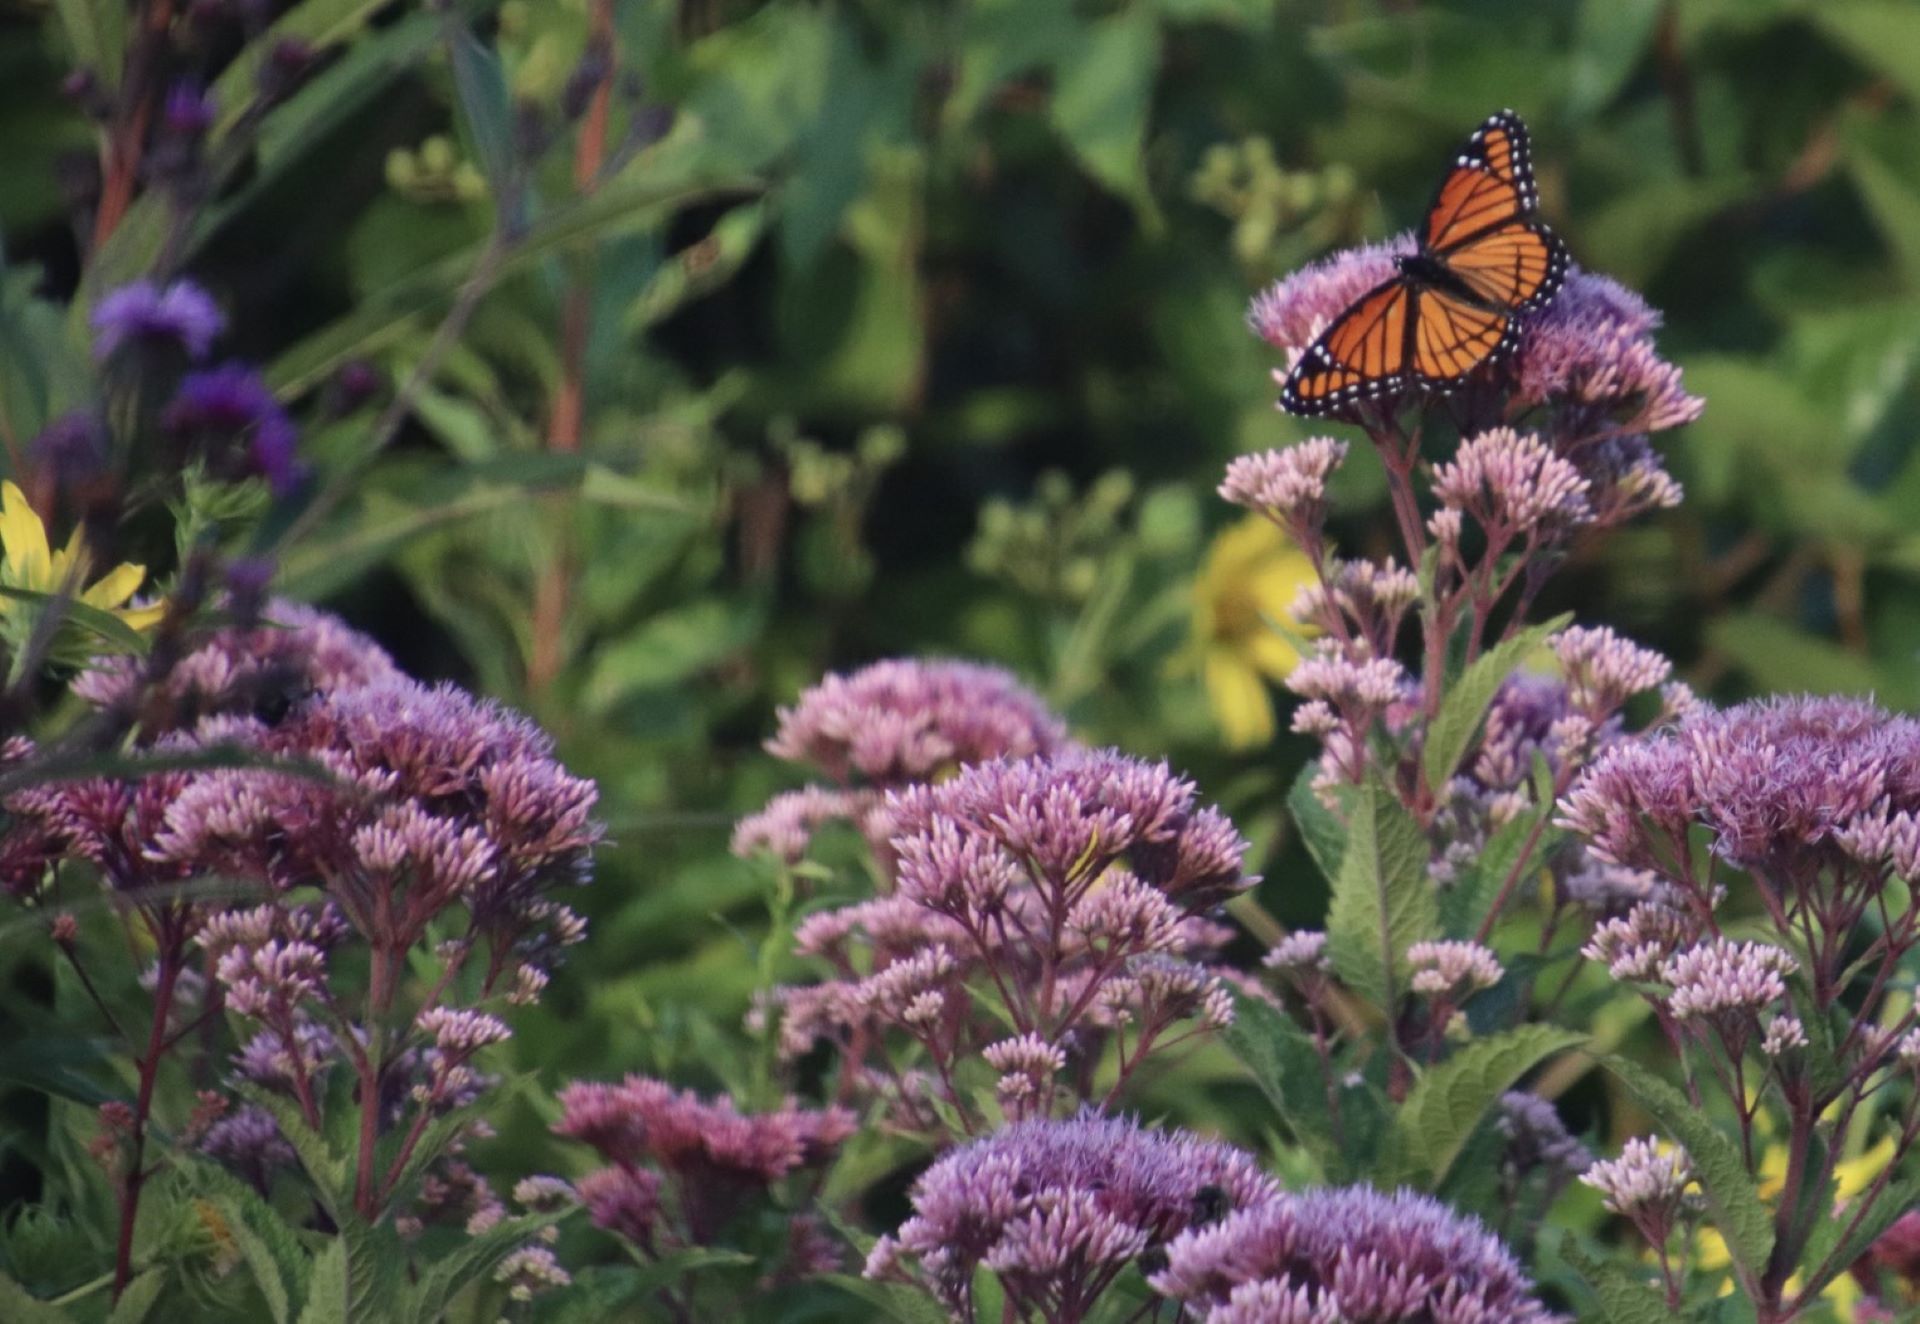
[730,784,882,863]
[575,1166,661,1245]
[868,1113,1279,1319]
[1151,1185,1560,1324]
[1550,625,1671,723]
[1561,695,1920,882]
[1431,427,1592,539]
[1495,1092,1592,1186]
[164,363,302,496]
[766,657,1070,786]
[90,279,225,362]
[73,598,401,727]
[889,747,1249,911]
[200,1105,295,1192]
[217,939,326,1018]
[554,1075,855,1186]
[1514,271,1704,435]
[1582,899,1698,982]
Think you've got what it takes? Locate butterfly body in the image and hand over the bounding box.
[1279,110,1568,418]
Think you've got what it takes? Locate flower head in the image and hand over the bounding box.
[1514,270,1703,435]
[165,364,302,495]
[1407,939,1504,998]
[868,1114,1278,1318]
[767,657,1068,786]
[1151,1185,1560,1323]
[1661,938,1797,1020]
[1581,1136,1692,1219]
[1248,235,1415,359]
[1431,427,1592,539]
[0,481,163,657]
[555,1075,854,1186]
[1219,439,1348,535]
[91,279,225,361]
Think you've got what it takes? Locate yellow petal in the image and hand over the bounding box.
[0,482,51,589]
[80,561,147,612]
[1204,652,1275,749]
[1835,1136,1895,1203]
[115,600,167,633]
[1246,628,1304,680]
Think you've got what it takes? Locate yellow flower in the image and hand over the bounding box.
[0,481,163,653]
[1190,515,1319,748]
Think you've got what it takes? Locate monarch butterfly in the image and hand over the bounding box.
[1279,110,1568,418]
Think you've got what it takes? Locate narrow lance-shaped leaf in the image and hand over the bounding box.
[1326,774,1439,1011]
[1559,1233,1675,1324]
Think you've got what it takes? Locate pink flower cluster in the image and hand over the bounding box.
[556,1074,854,1251]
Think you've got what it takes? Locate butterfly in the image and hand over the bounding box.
[1279,110,1568,418]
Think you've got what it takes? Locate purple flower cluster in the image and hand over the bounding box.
[736,658,1070,863]
[90,278,225,362]
[164,362,302,495]
[1,603,601,1225]
[556,1075,854,1247]
[1150,1185,1560,1324]
[867,1114,1278,1320]
[72,597,401,728]
[772,749,1246,1134]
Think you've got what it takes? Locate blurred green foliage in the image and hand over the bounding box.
[4,0,1920,1314]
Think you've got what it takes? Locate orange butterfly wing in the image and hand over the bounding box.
[1410,290,1513,385]
[1279,279,1416,416]
[1276,110,1568,415]
[1441,220,1565,313]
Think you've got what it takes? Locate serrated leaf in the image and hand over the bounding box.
[175,1157,313,1324]
[237,1086,351,1223]
[1423,614,1570,793]
[1603,1055,1775,1280]
[1560,1233,1674,1324]
[1287,764,1348,884]
[1325,775,1438,1010]
[1221,992,1340,1174]
[296,1237,348,1324]
[1399,1025,1586,1188]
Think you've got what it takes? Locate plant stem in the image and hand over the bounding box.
[113,938,181,1300]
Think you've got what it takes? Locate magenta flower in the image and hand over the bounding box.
[868,1114,1279,1321]
[1515,270,1704,435]
[1150,1185,1560,1324]
[1248,235,1414,358]
[1431,427,1592,540]
[164,363,302,495]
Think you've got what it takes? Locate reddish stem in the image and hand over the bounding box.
[113,938,182,1300]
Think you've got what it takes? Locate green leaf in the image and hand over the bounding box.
[50,0,129,91]
[447,21,521,227]
[105,1268,167,1324]
[266,172,760,399]
[821,1274,954,1324]
[527,1256,755,1323]
[1603,1055,1775,1280]
[1568,0,1663,116]
[0,1036,119,1106]
[583,599,766,707]
[176,1157,314,1324]
[0,587,152,657]
[1398,1025,1586,1188]
[1423,614,1570,793]
[1221,992,1340,1173]
[1049,11,1160,218]
[0,1272,71,1323]
[236,1086,351,1223]
[1813,3,1920,107]
[1559,1233,1674,1324]
[296,1237,348,1324]
[1287,764,1348,885]
[1325,774,1438,1010]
